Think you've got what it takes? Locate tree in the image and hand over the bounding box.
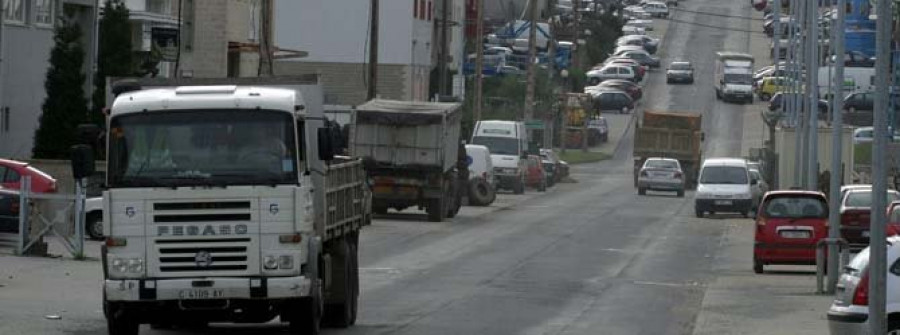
[33,14,89,159]
[91,0,132,125]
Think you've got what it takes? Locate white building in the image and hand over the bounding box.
[274,0,436,104]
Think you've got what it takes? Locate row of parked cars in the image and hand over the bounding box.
[464,144,570,205]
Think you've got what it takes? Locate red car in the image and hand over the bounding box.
[840,188,900,251]
[753,191,828,274]
[885,201,900,236]
[524,155,547,192]
[0,159,57,193]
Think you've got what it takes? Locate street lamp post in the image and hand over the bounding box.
[559,69,569,154]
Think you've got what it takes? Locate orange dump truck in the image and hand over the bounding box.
[632,110,704,188]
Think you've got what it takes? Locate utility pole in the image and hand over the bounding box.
[773,0,780,67]
[88,0,100,111]
[474,0,484,121]
[572,0,582,70]
[524,0,539,124]
[791,0,802,187]
[367,0,379,100]
[870,0,891,331]
[258,0,274,76]
[807,0,819,190]
[827,0,846,293]
[439,0,450,96]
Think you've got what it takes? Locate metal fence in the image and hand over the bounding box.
[0,176,87,257]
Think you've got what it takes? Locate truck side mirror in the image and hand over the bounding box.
[71,144,95,179]
[77,123,102,145]
[317,128,335,161]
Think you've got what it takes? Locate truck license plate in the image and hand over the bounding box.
[178,288,224,300]
[714,200,732,206]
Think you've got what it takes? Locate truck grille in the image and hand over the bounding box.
[150,200,257,276]
[157,237,251,272]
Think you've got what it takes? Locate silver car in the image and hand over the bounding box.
[637,158,685,197]
[827,236,900,334]
[666,61,694,84]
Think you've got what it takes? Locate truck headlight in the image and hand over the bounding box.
[279,255,294,269]
[263,255,279,270]
[110,257,144,274]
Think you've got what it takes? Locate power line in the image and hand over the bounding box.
[668,7,766,21]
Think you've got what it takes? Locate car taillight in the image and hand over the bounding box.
[640,171,648,177]
[852,270,870,306]
[49,181,57,193]
[674,172,683,179]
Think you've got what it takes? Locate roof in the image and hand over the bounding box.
[702,158,748,166]
[110,86,300,116]
[354,99,462,126]
[645,157,679,162]
[0,158,27,168]
[764,190,826,197]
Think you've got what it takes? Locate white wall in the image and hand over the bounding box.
[275,0,426,66]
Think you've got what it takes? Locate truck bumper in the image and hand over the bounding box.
[496,174,521,189]
[104,276,312,302]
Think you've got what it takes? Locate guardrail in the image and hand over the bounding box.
[816,237,850,294]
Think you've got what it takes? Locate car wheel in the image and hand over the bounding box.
[753,258,764,274]
[741,211,750,218]
[694,208,703,218]
[666,78,672,84]
[638,187,646,195]
[677,190,684,198]
[86,212,104,240]
[513,178,525,195]
[849,106,857,114]
[760,93,770,101]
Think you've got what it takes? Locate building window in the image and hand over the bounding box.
[427,1,432,21]
[418,0,425,20]
[34,0,53,26]
[3,0,26,23]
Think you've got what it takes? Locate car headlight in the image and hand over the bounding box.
[263,255,279,270]
[735,193,752,199]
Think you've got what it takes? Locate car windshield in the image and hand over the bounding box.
[763,196,827,218]
[699,166,748,184]
[670,63,691,70]
[724,73,753,84]
[845,191,900,207]
[108,109,298,188]
[472,136,520,156]
[645,160,678,169]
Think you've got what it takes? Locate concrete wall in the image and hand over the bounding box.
[181,0,229,77]
[274,61,407,105]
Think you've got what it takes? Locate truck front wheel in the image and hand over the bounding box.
[106,303,139,335]
[513,177,525,195]
[323,238,355,328]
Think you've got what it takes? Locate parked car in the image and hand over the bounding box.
[586,117,610,144]
[465,144,497,206]
[768,92,828,118]
[603,57,646,80]
[839,188,900,250]
[622,25,647,36]
[0,189,19,233]
[539,148,563,184]
[830,50,875,67]
[0,159,57,193]
[586,65,637,85]
[637,158,685,197]
[749,168,769,210]
[594,79,643,100]
[886,201,900,237]
[613,49,661,68]
[625,19,654,31]
[826,236,900,334]
[525,155,547,192]
[641,1,669,17]
[616,35,657,54]
[843,91,874,114]
[665,61,694,84]
[755,76,796,101]
[588,89,635,114]
[753,191,829,273]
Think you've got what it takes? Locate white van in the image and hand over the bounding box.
[694,158,755,218]
[471,120,528,194]
[817,66,874,98]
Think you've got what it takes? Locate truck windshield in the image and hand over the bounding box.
[108,110,298,188]
[472,136,519,156]
[724,73,752,84]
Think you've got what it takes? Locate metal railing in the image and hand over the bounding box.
[816,237,850,294]
[4,176,87,257]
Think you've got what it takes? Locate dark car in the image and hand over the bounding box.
[619,50,660,68]
[843,91,874,113]
[590,89,635,114]
[587,117,610,144]
[840,189,900,251]
[596,79,643,100]
[0,189,19,233]
[831,51,875,67]
[768,92,828,119]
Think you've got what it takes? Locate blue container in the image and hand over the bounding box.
[845,29,876,57]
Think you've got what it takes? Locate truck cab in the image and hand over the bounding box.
[471,120,528,194]
[715,51,755,103]
[98,80,369,335]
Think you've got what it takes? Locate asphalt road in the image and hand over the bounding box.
[0,0,765,334]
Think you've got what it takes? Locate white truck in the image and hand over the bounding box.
[471,120,529,194]
[94,76,370,335]
[817,66,875,98]
[714,51,755,103]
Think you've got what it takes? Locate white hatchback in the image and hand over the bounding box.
[827,236,900,334]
